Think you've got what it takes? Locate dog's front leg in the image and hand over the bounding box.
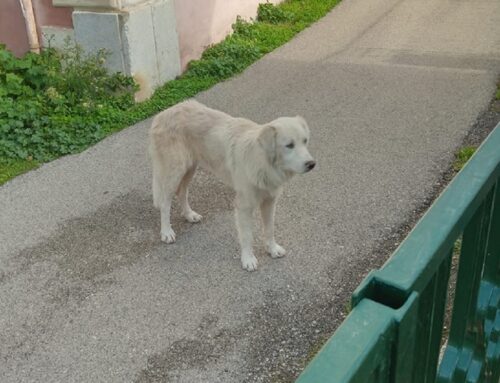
[235,195,258,271]
[160,199,176,243]
[260,197,286,258]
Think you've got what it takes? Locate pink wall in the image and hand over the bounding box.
[0,0,30,56]
[32,0,73,29]
[2,0,279,64]
[0,0,72,57]
[174,0,282,70]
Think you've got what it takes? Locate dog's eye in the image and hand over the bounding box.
[303,138,308,144]
[286,142,295,149]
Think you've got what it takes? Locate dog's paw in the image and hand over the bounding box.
[241,252,258,272]
[161,228,176,244]
[184,210,202,223]
[266,242,286,258]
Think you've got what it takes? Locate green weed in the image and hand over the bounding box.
[0,158,38,185]
[453,146,476,171]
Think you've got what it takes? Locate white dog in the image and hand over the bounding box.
[149,100,315,271]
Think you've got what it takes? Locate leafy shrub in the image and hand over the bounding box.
[231,16,257,38]
[257,2,294,24]
[186,38,261,79]
[0,43,137,161]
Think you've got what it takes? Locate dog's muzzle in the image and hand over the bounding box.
[305,160,316,172]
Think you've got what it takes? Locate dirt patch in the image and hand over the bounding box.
[135,314,237,383]
[8,192,157,294]
[242,284,348,383]
[5,170,233,302]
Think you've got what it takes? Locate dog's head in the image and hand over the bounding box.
[259,116,316,174]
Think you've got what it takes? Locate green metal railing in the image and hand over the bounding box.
[297,123,500,383]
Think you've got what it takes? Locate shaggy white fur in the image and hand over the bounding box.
[149,100,315,271]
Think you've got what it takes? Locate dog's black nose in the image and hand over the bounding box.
[305,161,316,171]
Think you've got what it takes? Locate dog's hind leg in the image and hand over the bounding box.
[176,165,202,223]
[152,159,188,244]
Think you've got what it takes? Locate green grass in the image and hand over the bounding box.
[0,0,341,186]
[453,146,477,171]
[0,159,38,185]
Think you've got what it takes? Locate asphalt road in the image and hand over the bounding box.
[1,0,499,381]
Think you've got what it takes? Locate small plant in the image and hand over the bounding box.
[231,16,257,38]
[257,2,294,24]
[453,146,476,171]
[186,38,261,79]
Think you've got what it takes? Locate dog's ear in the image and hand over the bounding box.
[258,125,277,164]
[296,115,310,133]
